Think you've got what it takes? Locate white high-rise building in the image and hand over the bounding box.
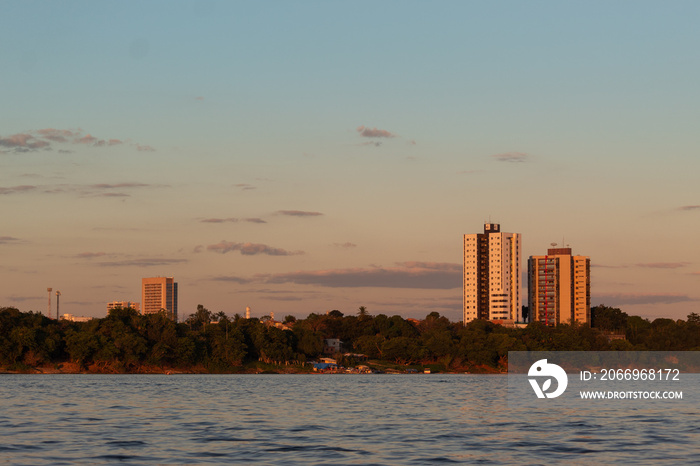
[463,223,522,324]
[141,277,178,321]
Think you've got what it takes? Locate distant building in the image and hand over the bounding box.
[107,301,140,313]
[323,339,344,354]
[61,314,93,323]
[141,277,178,320]
[463,223,522,324]
[528,247,590,326]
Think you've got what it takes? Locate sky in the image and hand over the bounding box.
[1,1,699,322]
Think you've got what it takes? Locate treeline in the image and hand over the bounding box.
[1,305,699,373]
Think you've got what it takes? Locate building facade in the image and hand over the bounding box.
[528,247,590,326]
[141,277,178,320]
[106,301,140,313]
[463,223,522,324]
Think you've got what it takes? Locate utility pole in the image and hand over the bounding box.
[47,288,52,318]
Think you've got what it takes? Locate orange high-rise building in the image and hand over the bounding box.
[528,248,590,326]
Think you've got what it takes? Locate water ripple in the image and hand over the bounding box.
[0,374,698,464]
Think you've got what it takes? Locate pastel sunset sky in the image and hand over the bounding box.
[2,1,699,322]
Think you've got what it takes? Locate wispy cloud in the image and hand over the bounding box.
[201,217,239,223]
[593,293,697,306]
[0,133,50,152]
[678,205,700,212]
[0,128,150,153]
[6,296,38,303]
[36,128,80,142]
[90,183,151,189]
[0,236,22,244]
[207,241,304,256]
[0,182,162,198]
[201,217,267,224]
[210,275,255,284]
[135,144,155,152]
[491,152,529,163]
[356,126,396,138]
[635,262,690,269]
[75,252,107,259]
[276,210,323,217]
[97,258,188,267]
[334,242,357,249]
[0,185,36,195]
[234,183,256,191]
[261,262,462,289]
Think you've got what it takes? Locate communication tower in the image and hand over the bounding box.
[56,291,61,320]
[47,288,52,318]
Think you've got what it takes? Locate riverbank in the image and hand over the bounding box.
[1,360,504,375]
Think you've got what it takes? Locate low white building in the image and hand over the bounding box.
[61,314,93,323]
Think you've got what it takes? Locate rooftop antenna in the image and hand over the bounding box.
[56,291,61,320]
[47,288,52,318]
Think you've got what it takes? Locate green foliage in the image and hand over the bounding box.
[2,303,699,372]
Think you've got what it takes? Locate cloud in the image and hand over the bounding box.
[678,205,700,212]
[0,133,49,152]
[277,210,324,217]
[6,296,38,303]
[234,183,256,190]
[71,132,123,148]
[90,183,151,189]
[195,96,205,101]
[201,217,267,224]
[96,192,130,198]
[135,144,156,152]
[201,218,240,223]
[262,262,462,289]
[210,275,255,284]
[334,242,357,249]
[36,128,80,142]
[635,262,690,269]
[262,295,304,302]
[0,236,21,244]
[75,252,107,259]
[356,126,396,138]
[1,128,149,153]
[0,185,37,195]
[74,134,98,145]
[491,152,529,163]
[207,241,304,256]
[593,293,697,306]
[97,258,188,267]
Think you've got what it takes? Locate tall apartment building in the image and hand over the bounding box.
[528,247,590,326]
[141,277,178,320]
[107,301,140,313]
[463,223,522,324]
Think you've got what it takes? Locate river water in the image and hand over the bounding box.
[0,374,698,464]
